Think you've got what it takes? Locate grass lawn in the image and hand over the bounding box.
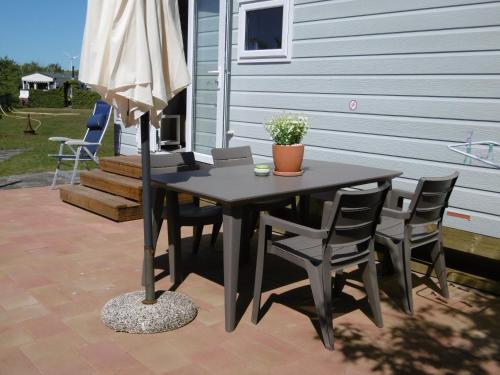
[0,107,115,176]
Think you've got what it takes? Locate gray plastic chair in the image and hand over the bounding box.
[375,172,459,315]
[252,182,391,350]
[150,152,222,254]
[211,146,297,260]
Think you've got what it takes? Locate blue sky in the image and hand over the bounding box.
[0,0,87,69]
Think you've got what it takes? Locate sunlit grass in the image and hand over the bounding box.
[0,107,114,176]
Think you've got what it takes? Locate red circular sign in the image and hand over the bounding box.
[349,99,358,111]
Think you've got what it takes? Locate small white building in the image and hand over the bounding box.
[21,72,57,91]
[19,72,75,104]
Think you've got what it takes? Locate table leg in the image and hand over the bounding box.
[299,194,311,225]
[222,204,243,332]
[166,191,182,284]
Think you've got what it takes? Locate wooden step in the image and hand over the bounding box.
[100,155,141,178]
[59,185,142,222]
[80,169,143,201]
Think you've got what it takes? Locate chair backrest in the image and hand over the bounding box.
[211,146,254,167]
[150,151,199,175]
[407,172,459,227]
[323,182,391,252]
[82,100,112,155]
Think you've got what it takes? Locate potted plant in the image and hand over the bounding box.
[265,113,309,176]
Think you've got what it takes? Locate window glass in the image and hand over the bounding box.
[245,6,283,51]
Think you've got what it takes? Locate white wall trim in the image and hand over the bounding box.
[185,0,195,154]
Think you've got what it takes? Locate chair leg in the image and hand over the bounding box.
[359,251,383,328]
[307,264,334,350]
[51,160,61,189]
[192,225,204,255]
[70,147,81,185]
[431,239,449,298]
[251,223,270,324]
[210,219,222,247]
[387,240,413,315]
[402,239,414,315]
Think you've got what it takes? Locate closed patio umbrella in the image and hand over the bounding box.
[79,0,192,331]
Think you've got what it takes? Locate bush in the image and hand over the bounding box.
[0,93,12,108]
[29,87,65,108]
[72,86,101,109]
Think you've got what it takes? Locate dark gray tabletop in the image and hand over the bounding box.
[151,159,402,205]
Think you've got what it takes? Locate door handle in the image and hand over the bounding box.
[207,70,221,89]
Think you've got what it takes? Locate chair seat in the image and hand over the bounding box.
[376,216,438,242]
[163,203,222,226]
[273,235,368,265]
[48,154,94,160]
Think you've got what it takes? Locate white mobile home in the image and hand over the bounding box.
[119,0,500,239]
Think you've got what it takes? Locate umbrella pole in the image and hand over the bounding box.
[140,111,157,304]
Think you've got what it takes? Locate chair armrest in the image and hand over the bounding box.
[386,188,415,209]
[65,140,99,146]
[48,136,72,142]
[261,214,328,239]
[381,207,411,220]
[392,189,414,200]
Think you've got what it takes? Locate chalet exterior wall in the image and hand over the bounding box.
[225,0,500,237]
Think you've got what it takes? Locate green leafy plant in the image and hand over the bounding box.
[264,113,309,145]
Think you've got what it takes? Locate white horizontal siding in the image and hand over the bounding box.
[231,75,500,98]
[228,137,500,237]
[231,52,500,75]
[226,0,500,237]
[230,107,500,142]
[230,92,500,122]
[229,122,499,169]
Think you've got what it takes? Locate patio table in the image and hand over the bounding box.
[151,159,401,332]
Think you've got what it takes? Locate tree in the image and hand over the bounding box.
[0,56,21,98]
[47,63,63,73]
[21,60,43,74]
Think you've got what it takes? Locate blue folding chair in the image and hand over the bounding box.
[49,100,112,188]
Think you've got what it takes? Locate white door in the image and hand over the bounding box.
[186,0,228,163]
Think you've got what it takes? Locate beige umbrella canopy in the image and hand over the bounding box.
[79,0,191,312]
[79,0,190,127]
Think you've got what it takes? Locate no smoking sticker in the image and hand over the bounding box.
[349,99,358,111]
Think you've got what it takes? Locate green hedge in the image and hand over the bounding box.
[72,87,101,109]
[0,93,12,108]
[28,87,65,108]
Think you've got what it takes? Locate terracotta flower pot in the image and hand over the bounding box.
[272,144,304,173]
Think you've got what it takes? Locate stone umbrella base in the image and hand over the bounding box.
[101,291,197,334]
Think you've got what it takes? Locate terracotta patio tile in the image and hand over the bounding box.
[0,187,498,375]
[0,326,34,350]
[79,339,151,374]
[21,314,71,339]
[0,289,39,310]
[0,303,50,330]
[0,348,41,375]
[162,363,211,375]
[187,345,252,374]
[126,340,191,375]
[64,311,115,343]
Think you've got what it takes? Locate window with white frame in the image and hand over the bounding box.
[238,0,293,63]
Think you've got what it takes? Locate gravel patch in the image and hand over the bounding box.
[0,148,27,162]
[101,291,198,334]
[0,171,79,189]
